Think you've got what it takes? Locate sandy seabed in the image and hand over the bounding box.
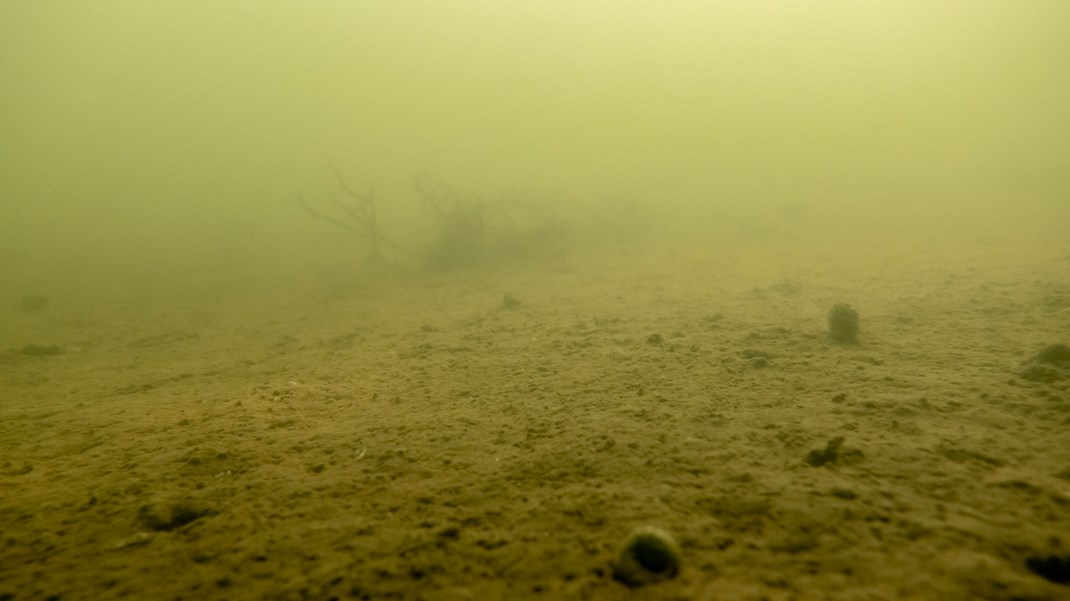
[2,235,1069,601]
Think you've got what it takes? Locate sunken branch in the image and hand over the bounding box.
[297,158,404,264]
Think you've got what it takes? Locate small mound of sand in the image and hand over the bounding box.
[1018,343,1070,383]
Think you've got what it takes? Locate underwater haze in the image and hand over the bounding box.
[2,2,1070,600]
[2,0,1068,288]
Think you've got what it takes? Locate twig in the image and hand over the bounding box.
[298,159,410,263]
[297,193,364,237]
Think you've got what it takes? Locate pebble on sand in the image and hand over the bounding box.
[612,526,682,587]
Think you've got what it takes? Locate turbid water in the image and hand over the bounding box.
[2,1,1069,599]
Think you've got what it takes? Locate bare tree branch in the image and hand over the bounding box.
[297,159,409,263]
[297,193,366,238]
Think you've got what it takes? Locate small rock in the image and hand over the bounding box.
[1026,553,1070,584]
[806,437,844,467]
[1019,343,1070,383]
[804,437,863,467]
[827,304,859,344]
[139,500,216,532]
[612,526,682,587]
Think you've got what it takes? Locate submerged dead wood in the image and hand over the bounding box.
[297,158,406,264]
[301,164,566,271]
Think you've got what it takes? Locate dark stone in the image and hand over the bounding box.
[1032,343,1070,366]
[805,437,845,467]
[139,501,216,532]
[612,527,682,587]
[1026,554,1070,584]
[1019,343,1070,383]
[804,438,860,466]
[827,304,859,344]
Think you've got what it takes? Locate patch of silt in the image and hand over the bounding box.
[1018,343,1070,383]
